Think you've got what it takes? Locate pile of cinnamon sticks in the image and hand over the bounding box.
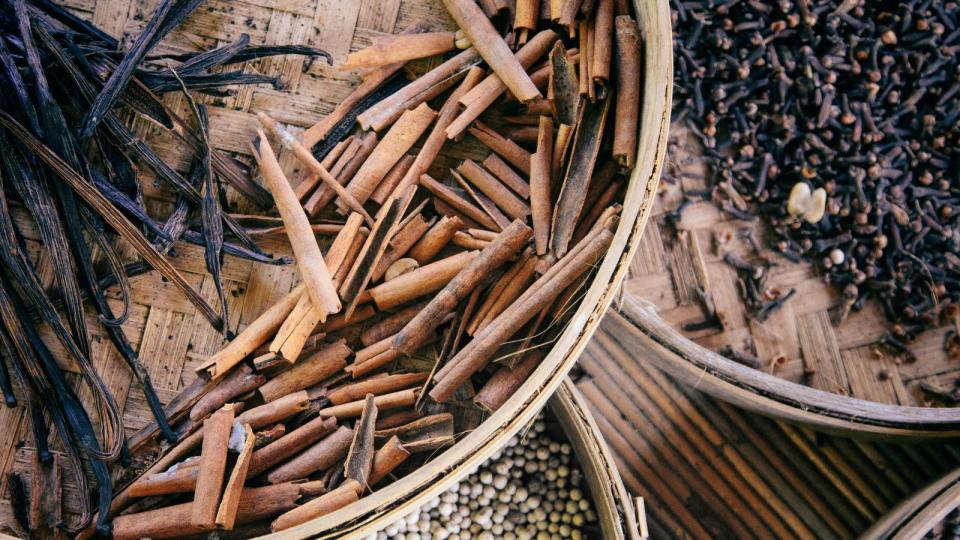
[103,0,643,536]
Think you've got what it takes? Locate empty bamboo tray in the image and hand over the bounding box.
[0,0,670,535]
[611,124,960,439]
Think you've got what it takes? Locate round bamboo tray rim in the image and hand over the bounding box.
[614,295,960,438]
[859,466,960,540]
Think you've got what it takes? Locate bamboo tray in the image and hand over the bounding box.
[861,467,960,539]
[610,124,960,439]
[0,0,670,534]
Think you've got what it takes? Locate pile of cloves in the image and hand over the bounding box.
[671,0,960,353]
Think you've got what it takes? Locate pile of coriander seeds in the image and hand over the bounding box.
[367,413,598,540]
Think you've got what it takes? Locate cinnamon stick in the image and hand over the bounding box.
[370,154,415,205]
[195,285,302,380]
[468,122,532,175]
[388,67,485,202]
[266,425,353,484]
[112,483,303,540]
[270,479,362,532]
[344,103,436,207]
[550,95,611,257]
[327,372,429,405]
[215,424,255,530]
[357,48,480,132]
[317,389,417,419]
[367,250,479,310]
[343,32,456,70]
[128,463,199,497]
[475,252,538,333]
[191,404,235,529]
[268,292,325,364]
[190,365,265,423]
[338,194,405,317]
[591,0,614,98]
[251,132,341,321]
[373,413,455,452]
[451,169,512,230]
[301,65,403,147]
[375,409,423,430]
[332,226,369,288]
[258,339,351,402]
[482,154,530,199]
[372,213,432,281]
[558,0,584,32]
[368,436,410,486]
[441,0,541,102]
[613,15,641,169]
[458,159,530,220]
[430,228,614,401]
[360,302,428,346]
[305,131,378,215]
[445,30,559,138]
[255,424,287,448]
[474,350,543,412]
[345,394,378,488]
[248,416,337,477]
[578,20,591,97]
[236,390,311,428]
[326,212,365,277]
[393,220,532,355]
[531,115,555,254]
[515,0,541,35]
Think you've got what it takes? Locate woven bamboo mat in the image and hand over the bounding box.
[575,317,960,539]
[0,0,489,533]
[621,123,960,407]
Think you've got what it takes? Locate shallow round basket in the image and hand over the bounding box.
[263,0,671,535]
[860,467,960,539]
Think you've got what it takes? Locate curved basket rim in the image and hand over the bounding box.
[612,294,960,438]
[261,0,674,536]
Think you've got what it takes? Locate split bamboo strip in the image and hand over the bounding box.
[369,436,411,486]
[190,405,235,529]
[343,32,456,70]
[468,122,532,175]
[248,416,337,477]
[440,0,540,102]
[393,220,532,355]
[266,426,354,484]
[531,115,555,254]
[482,154,530,199]
[252,132,340,321]
[344,103,436,207]
[271,480,363,532]
[318,389,418,419]
[367,250,479,310]
[214,424,255,530]
[257,113,372,225]
[259,340,352,402]
[357,48,481,132]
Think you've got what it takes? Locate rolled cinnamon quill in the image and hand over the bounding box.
[248,416,338,477]
[306,131,378,215]
[327,372,429,405]
[215,424,255,530]
[190,364,265,422]
[195,285,302,380]
[343,31,456,70]
[393,220,532,355]
[258,339,351,402]
[317,389,417,419]
[440,0,541,102]
[367,250,479,310]
[301,64,403,147]
[407,216,464,264]
[345,394,378,487]
[344,103,436,207]
[482,154,530,199]
[266,426,353,484]
[236,390,311,428]
[251,132,340,321]
[128,463,199,497]
[191,405,235,529]
[372,213,432,281]
[270,479,363,532]
[361,302,428,346]
[613,15,641,169]
[368,436,411,486]
[474,350,543,412]
[112,483,303,540]
[430,228,614,402]
[370,154,415,206]
[591,0,614,97]
[468,122,532,175]
[457,159,530,221]
[531,115,555,254]
[419,173,499,230]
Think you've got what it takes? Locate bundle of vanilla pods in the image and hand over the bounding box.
[102,0,643,537]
